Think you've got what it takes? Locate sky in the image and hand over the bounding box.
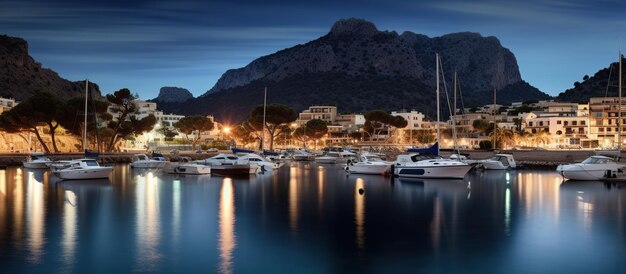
[1,0,625,99]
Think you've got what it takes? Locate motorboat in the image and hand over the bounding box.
[315,148,356,164]
[23,152,52,169]
[130,153,169,168]
[557,155,625,181]
[345,152,391,175]
[163,157,210,175]
[194,153,260,175]
[393,154,472,179]
[292,149,316,161]
[480,154,517,170]
[237,153,283,171]
[53,158,113,180]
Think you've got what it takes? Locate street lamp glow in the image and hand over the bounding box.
[223,126,231,134]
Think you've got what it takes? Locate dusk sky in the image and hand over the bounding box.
[1,0,625,99]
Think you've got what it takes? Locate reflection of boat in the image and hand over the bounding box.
[53,159,113,180]
[556,155,625,181]
[130,153,169,168]
[345,153,391,175]
[163,157,210,175]
[23,152,52,169]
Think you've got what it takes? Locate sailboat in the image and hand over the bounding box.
[54,80,113,180]
[393,54,472,179]
[557,51,626,180]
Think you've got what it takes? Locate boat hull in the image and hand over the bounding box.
[210,165,259,175]
[23,161,51,169]
[557,164,624,181]
[394,165,472,179]
[346,164,390,175]
[481,161,508,170]
[315,157,337,164]
[130,161,168,169]
[163,164,210,175]
[54,167,113,180]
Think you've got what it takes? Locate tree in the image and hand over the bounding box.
[364,110,407,142]
[304,119,328,149]
[472,119,491,134]
[57,96,111,150]
[155,122,178,142]
[105,88,157,151]
[231,123,259,148]
[173,115,214,149]
[406,129,436,144]
[489,127,515,149]
[0,100,50,152]
[292,127,308,147]
[247,103,297,150]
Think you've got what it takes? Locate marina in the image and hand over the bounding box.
[1,162,626,273]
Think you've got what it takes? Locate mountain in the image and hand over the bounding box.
[154,87,193,103]
[0,34,102,101]
[155,18,551,122]
[556,57,625,103]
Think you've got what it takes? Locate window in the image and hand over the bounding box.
[564,121,568,126]
[572,121,577,126]
[581,121,586,125]
[557,120,561,125]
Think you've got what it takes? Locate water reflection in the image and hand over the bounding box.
[289,166,299,233]
[62,189,77,270]
[354,178,365,249]
[218,177,236,274]
[25,169,45,263]
[135,172,161,271]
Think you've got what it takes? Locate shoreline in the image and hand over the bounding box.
[2,149,602,168]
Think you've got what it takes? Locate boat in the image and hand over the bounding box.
[237,153,283,171]
[53,80,113,180]
[194,153,260,175]
[53,158,113,180]
[479,154,517,170]
[557,155,625,180]
[394,154,473,179]
[163,157,210,175]
[393,54,471,179]
[315,148,356,164]
[23,152,52,169]
[130,153,169,168]
[292,149,316,161]
[345,152,391,175]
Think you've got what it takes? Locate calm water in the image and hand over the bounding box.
[0,163,625,273]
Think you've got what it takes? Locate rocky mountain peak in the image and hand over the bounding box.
[156,86,194,103]
[329,18,379,37]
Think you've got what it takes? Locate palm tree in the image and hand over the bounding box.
[489,127,515,149]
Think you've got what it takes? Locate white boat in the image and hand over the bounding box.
[557,155,625,181]
[393,54,471,180]
[479,154,517,170]
[53,158,113,180]
[130,153,169,168]
[345,153,391,175]
[23,152,52,169]
[163,157,210,175]
[292,150,316,161]
[393,154,472,179]
[194,154,260,175]
[237,153,283,171]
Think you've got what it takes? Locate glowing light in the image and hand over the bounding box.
[134,172,161,271]
[223,126,231,134]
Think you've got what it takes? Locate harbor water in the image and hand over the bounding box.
[0,163,625,273]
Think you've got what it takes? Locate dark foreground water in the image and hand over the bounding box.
[1,163,625,273]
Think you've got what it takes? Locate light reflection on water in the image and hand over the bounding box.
[0,164,625,273]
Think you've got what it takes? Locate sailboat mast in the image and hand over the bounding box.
[436,54,440,155]
[83,80,89,152]
[262,86,267,150]
[619,50,622,154]
[493,88,497,151]
[453,72,458,152]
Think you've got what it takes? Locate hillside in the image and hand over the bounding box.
[556,57,625,102]
[156,18,550,122]
[0,34,102,100]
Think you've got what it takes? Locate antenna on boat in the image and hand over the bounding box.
[261,86,267,151]
[493,87,497,152]
[619,50,622,159]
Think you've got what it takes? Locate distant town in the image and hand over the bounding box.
[0,94,622,153]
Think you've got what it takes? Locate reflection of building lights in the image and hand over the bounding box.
[218,178,236,274]
[355,178,365,249]
[506,172,510,183]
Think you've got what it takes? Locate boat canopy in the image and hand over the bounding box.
[232,148,255,154]
[407,142,439,155]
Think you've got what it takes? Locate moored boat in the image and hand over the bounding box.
[557,155,625,181]
[130,153,169,168]
[53,158,113,180]
[23,152,52,169]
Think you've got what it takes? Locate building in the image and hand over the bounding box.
[0,97,17,114]
[296,106,337,126]
[391,110,425,130]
